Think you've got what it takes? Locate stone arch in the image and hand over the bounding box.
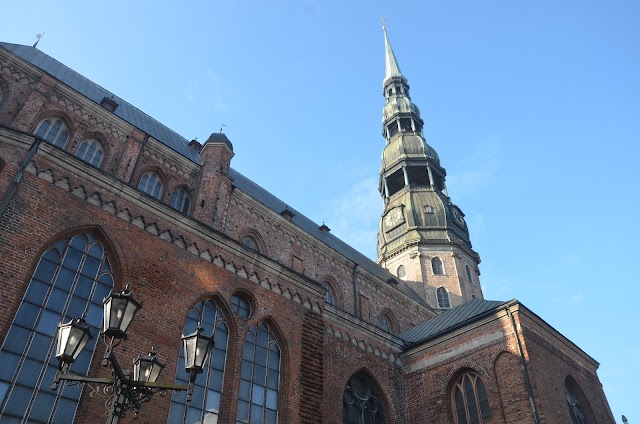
[75,131,110,166]
[31,109,76,143]
[378,308,399,334]
[238,228,266,254]
[319,275,341,307]
[565,374,596,424]
[136,166,167,200]
[446,366,493,424]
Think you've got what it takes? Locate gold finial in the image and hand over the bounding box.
[381,16,387,31]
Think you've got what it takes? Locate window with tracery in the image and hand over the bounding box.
[138,172,163,199]
[236,322,280,424]
[75,139,103,167]
[431,257,444,275]
[565,378,589,424]
[322,281,335,306]
[0,234,113,423]
[343,372,385,424]
[34,118,69,148]
[452,371,491,424]
[378,314,393,334]
[168,299,229,424]
[170,188,191,214]
[437,287,451,309]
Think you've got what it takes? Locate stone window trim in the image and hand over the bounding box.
[396,264,407,281]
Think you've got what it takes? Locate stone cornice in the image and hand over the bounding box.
[144,138,200,176]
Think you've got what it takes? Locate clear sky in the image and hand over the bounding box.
[2,1,638,421]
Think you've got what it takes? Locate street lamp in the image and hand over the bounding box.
[52,287,213,423]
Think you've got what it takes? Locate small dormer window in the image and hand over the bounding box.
[100,97,118,112]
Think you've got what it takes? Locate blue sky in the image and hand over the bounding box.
[2,1,638,421]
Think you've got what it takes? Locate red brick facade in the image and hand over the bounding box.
[0,44,614,423]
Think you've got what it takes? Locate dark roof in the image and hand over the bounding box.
[1,42,428,307]
[206,132,233,151]
[0,42,200,163]
[399,299,509,345]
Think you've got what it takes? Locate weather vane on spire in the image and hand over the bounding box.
[381,16,387,31]
[33,33,45,49]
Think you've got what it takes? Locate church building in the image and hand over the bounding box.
[0,28,614,423]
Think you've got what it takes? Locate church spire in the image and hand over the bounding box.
[383,26,403,82]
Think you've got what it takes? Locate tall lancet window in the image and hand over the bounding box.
[451,371,491,424]
[0,234,113,423]
[343,372,386,424]
[168,299,229,423]
[236,322,281,424]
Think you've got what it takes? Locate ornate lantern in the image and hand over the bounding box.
[133,348,165,383]
[103,287,141,339]
[55,318,93,366]
[182,327,213,375]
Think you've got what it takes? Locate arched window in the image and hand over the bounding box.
[138,172,163,199]
[452,371,491,424]
[436,287,451,309]
[0,234,113,423]
[168,299,229,423]
[75,139,103,167]
[170,188,191,214]
[396,265,406,281]
[322,281,336,306]
[34,118,69,148]
[343,372,386,424]
[565,378,589,424]
[378,314,392,334]
[236,322,280,424]
[431,257,444,275]
[231,294,251,318]
[465,264,473,283]
[241,236,258,251]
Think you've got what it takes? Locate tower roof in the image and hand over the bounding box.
[383,27,406,84]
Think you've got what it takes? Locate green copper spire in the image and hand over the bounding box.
[383,25,403,82]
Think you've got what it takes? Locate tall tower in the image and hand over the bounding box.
[377,28,484,309]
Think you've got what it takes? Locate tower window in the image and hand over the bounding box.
[436,287,451,309]
[396,265,406,281]
[75,139,104,167]
[138,172,163,199]
[400,118,412,132]
[387,120,399,137]
[34,118,69,148]
[465,265,473,283]
[431,257,444,275]
[451,371,491,424]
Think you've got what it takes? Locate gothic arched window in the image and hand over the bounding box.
[138,171,163,199]
[168,299,229,423]
[565,378,589,424]
[0,234,113,423]
[170,188,191,214]
[378,314,393,334]
[437,287,451,309]
[343,372,386,424]
[236,322,280,424]
[322,281,336,306]
[396,265,406,281]
[451,371,491,424]
[431,257,444,275]
[75,139,104,167]
[35,118,69,148]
